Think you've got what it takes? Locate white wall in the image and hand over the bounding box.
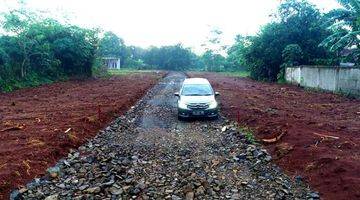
[286,66,360,95]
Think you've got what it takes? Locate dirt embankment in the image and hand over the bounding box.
[190,72,360,200]
[0,72,163,199]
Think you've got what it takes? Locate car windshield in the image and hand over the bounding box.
[181,84,213,96]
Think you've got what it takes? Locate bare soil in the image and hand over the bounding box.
[190,72,360,200]
[0,72,163,199]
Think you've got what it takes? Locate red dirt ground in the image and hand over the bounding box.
[191,72,360,200]
[0,72,163,199]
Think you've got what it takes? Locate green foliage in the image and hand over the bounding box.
[143,44,196,71]
[226,35,250,71]
[200,50,226,72]
[282,44,303,65]
[277,44,304,81]
[200,29,228,72]
[0,9,98,92]
[239,127,257,144]
[320,0,360,64]
[232,0,333,81]
[108,69,154,76]
[98,32,128,66]
[219,71,250,78]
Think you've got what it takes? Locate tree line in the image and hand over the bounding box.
[227,0,359,81]
[0,9,98,92]
[0,0,358,92]
[96,0,359,81]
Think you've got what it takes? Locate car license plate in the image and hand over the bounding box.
[192,110,204,115]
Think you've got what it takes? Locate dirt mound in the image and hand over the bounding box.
[190,72,360,200]
[0,72,163,199]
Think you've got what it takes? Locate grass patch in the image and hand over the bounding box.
[301,85,360,100]
[218,71,250,78]
[239,126,257,144]
[108,69,154,76]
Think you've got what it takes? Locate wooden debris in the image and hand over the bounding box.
[262,132,286,144]
[0,124,24,132]
[28,139,45,147]
[22,160,31,175]
[313,132,339,140]
[35,118,41,123]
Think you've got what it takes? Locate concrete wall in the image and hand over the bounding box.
[286,66,360,95]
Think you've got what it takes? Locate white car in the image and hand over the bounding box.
[175,78,219,119]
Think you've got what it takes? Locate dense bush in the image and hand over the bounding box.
[227,0,337,81]
[0,10,98,92]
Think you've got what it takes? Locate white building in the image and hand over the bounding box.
[102,57,121,69]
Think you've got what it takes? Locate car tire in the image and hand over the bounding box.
[210,114,219,120]
[178,115,184,121]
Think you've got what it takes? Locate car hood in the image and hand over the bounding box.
[180,95,215,104]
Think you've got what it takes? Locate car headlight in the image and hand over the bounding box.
[178,100,188,109]
[208,100,218,109]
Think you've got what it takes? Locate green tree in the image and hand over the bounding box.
[242,0,331,81]
[320,0,360,63]
[201,29,227,71]
[143,44,195,71]
[282,44,303,66]
[0,8,99,91]
[278,44,304,81]
[226,35,251,71]
[200,50,226,72]
[98,32,127,66]
[2,9,39,78]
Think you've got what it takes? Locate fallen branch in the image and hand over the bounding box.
[0,124,24,132]
[262,132,286,144]
[313,132,339,140]
[22,160,31,175]
[0,163,7,170]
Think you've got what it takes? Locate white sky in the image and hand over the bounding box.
[1,0,340,53]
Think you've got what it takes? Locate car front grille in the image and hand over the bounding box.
[187,103,209,110]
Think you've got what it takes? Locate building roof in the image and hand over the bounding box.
[183,78,210,85]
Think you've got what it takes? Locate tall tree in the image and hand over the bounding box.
[2,9,39,77]
[226,35,251,71]
[200,29,227,71]
[242,0,331,81]
[320,0,360,63]
[0,8,99,91]
[98,32,127,65]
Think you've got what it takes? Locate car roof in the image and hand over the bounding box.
[183,78,210,85]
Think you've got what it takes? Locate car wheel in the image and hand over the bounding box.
[210,114,219,120]
[178,115,184,121]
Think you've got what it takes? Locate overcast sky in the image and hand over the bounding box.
[1,0,340,53]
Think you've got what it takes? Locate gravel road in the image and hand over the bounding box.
[14,72,318,200]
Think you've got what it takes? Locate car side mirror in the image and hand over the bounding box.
[174,92,180,97]
[215,92,220,96]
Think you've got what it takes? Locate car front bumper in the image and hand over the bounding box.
[178,108,219,118]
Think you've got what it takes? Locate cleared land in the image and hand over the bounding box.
[18,72,313,200]
[0,72,163,199]
[190,72,360,200]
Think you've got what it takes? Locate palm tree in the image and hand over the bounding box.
[320,0,360,63]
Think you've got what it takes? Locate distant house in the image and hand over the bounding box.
[102,57,121,69]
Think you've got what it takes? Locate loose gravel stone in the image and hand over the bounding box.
[17,72,317,199]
